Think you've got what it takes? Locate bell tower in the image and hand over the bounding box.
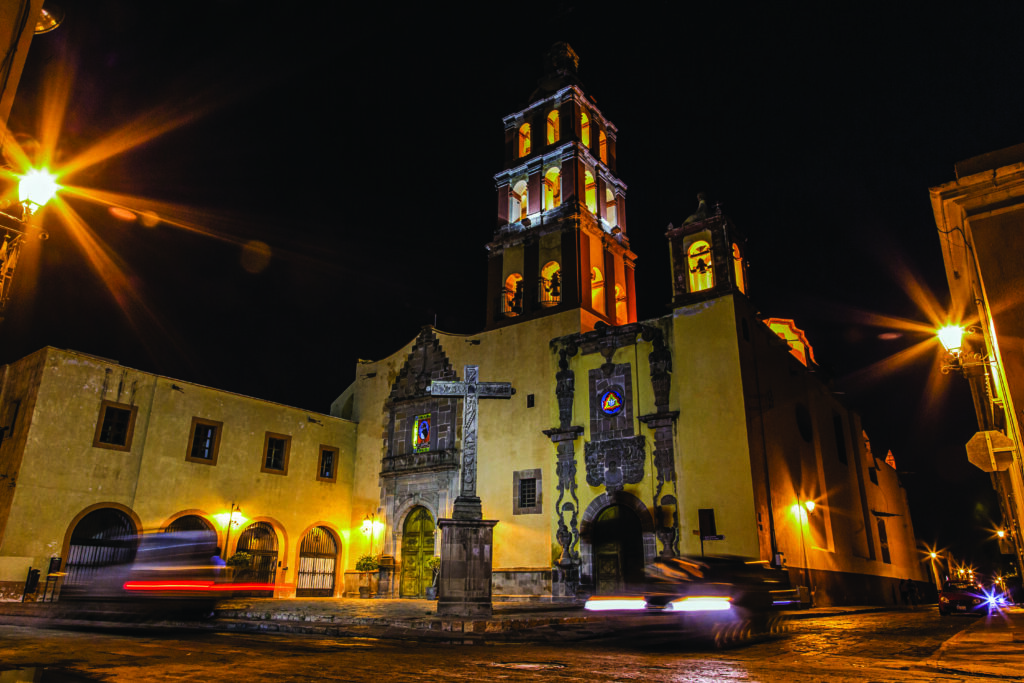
[666,194,750,308]
[485,44,637,332]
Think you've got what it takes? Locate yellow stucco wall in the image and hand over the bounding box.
[670,296,761,557]
[0,348,357,595]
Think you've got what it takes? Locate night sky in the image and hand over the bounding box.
[3,2,1023,571]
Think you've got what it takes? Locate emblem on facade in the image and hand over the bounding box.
[583,436,646,492]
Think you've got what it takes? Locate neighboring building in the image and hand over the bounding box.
[0,347,355,599]
[331,45,925,605]
[0,44,925,605]
[0,0,43,131]
[931,144,1024,579]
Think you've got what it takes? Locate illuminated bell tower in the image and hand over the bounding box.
[666,194,750,308]
[486,43,637,332]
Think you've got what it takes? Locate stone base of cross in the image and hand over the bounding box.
[436,518,498,617]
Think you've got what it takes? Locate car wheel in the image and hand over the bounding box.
[938,608,949,616]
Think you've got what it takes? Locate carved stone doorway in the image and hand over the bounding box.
[400,507,435,598]
[592,504,645,594]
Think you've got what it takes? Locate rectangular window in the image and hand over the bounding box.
[93,400,138,451]
[317,445,338,483]
[513,469,542,515]
[186,417,222,465]
[261,432,291,475]
[519,478,537,508]
[877,519,891,564]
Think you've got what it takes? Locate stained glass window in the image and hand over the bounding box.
[600,389,624,416]
[412,414,431,453]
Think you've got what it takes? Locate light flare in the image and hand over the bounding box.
[666,596,733,612]
[583,597,647,611]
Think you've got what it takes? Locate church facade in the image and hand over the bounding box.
[0,45,925,605]
[332,45,925,605]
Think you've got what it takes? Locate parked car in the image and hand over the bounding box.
[938,579,1009,616]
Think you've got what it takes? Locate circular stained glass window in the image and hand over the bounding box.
[600,389,624,416]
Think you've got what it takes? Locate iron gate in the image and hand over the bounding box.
[296,526,337,597]
[235,521,277,595]
[63,508,137,589]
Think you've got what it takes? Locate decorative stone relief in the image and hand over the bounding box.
[583,435,646,492]
[545,338,583,597]
[638,322,680,558]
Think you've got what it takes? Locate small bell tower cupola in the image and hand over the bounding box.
[666,194,749,308]
[485,43,637,332]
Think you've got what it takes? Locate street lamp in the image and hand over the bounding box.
[793,500,816,605]
[219,502,244,557]
[925,549,944,590]
[18,169,60,224]
[937,325,993,374]
[1,168,60,312]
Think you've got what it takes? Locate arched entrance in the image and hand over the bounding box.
[64,508,137,589]
[236,521,278,595]
[592,504,646,594]
[400,507,435,598]
[296,526,338,597]
[165,514,215,534]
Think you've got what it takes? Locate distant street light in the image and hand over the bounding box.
[925,549,943,590]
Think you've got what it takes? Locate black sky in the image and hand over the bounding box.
[3,1,1023,569]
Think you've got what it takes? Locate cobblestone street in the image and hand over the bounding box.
[0,609,999,682]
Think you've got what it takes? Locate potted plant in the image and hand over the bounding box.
[425,556,441,600]
[355,554,379,598]
[226,551,253,582]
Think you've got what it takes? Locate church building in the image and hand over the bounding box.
[0,44,925,605]
[332,44,925,604]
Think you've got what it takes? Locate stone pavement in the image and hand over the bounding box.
[2,598,1023,678]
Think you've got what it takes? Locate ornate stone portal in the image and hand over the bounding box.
[430,365,514,617]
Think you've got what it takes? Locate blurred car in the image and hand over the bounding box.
[59,530,269,619]
[938,580,1009,616]
[585,555,793,646]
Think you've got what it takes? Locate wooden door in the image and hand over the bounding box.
[400,507,434,598]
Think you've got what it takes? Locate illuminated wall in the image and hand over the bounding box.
[0,347,356,599]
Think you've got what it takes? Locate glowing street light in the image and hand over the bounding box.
[1,168,61,312]
[937,325,965,355]
[18,168,60,217]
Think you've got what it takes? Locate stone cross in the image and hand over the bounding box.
[430,365,514,519]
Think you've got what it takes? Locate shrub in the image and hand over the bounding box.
[355,554,379,572]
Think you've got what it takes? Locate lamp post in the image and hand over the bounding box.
[937,325,1024,581]
[795,500,815,605]
[1,168,60,312]
[927,551,943,591]
[222,502,243,557]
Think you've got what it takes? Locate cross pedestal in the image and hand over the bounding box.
[429,365,513,617]
[436,518,498,617]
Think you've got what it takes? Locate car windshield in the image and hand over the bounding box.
[943,581,977,592]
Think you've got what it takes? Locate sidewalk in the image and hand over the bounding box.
[924,605,1024,679]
